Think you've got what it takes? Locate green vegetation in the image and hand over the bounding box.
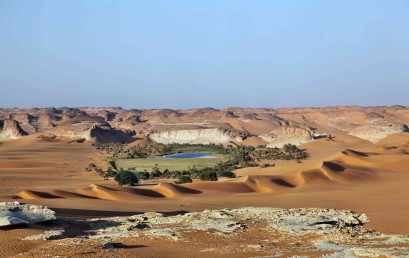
[175,175,193,184]
[114,170,138,186]
[115,157,226,171]
[93,142,228,158]
[199,170,218,181]
[86,163,117,180]
[90,142,308,186]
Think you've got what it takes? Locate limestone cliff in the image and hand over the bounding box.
[260,126,314,148]
[1,106,409,145]
[148,128,246,144]
[349,123,408,143]
[0,120,28,141]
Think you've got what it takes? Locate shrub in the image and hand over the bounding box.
[150,169,162,178]
[283,144,298,154]
[114,170,138,186]
[105,167,117,177]
[169,171,181,179]
[162,168,170,178]
[200,171,218,181]
[135,171,150,180]
[218,171,236,178]
[175,175,193,184]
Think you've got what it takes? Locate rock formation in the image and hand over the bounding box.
[0,119,28,141]
[48,114,132,143]
[15,206,409,257]
[0,202,56,227]
[1,106,409,145]
[349,123,408,143]
[260,126,314,147]
[148,128,246,144]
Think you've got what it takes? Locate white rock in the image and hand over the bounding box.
[0,202,56,227]
[0,216,28,227]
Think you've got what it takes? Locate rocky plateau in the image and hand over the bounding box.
[0,106,408,146]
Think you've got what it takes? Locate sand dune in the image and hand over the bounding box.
[12,183,202,201]
[152,182,201,197]
[9,144,398,200]
[16,190,62,199]
[2,132,409,236]
[74,184,155,201]
[187,181,255,193]
[49,190,98,199]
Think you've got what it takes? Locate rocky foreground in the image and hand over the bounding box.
[1,202,409,257]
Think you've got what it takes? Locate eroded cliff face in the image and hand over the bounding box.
[148,128,246,144]
[0,120,28,141]
[349,123,408,143]
[260,126,314,148]
[47,114,132,143]
[49,123,131,143]
[1,106,409,145]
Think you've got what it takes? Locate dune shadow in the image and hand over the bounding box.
[271,178,296,188]
[136,183,158,186]
[103,243,148,249]
[50,190,100,199]
[103,185,167,198]
[342,149,369,156]
[125,188,166,198]
[23,190,63,199]
[172,184,202,194]
[322,161,345,172]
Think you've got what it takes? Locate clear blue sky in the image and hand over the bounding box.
[1,0,408,109]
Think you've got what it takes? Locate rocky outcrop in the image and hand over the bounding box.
[260,126,314,147]
[47,114,132,143]
[0,202,56,227]
[50,123,131,143]
[148,128,246,144]
[87,125,132,143]
[0,119,28,141]
[224,111,238,118]
[23,207,409,257]
[1,106,409,144]
[349,123,408,143]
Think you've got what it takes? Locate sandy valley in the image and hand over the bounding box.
[1,106,409,257]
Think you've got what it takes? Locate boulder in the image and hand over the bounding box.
[0,202,56,228]
[0,216,28,227]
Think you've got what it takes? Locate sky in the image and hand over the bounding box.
[1,0,409,109]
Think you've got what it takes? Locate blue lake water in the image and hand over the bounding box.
[162,153,216,159]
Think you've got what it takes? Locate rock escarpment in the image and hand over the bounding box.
[349,123,408,143]
[0,119,28,141]
[48,114,132,143]
[1,106,409,145]
[260,126,314,147]
[148,128,246,144]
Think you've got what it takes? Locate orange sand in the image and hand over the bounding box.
[1,132,409,256]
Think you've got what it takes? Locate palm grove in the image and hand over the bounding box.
[87,143,308,186]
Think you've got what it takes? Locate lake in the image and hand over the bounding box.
[162,153,216,159]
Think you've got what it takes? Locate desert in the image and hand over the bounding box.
[2,1,409,257]
[1,106,409,257]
